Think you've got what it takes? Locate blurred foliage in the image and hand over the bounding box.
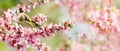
[40,33,65,51]
[0,0,19,14]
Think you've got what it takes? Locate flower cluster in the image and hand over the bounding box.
[88,7,119,33]
[33,13,47,24]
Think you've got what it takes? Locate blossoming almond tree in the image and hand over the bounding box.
[0,0,73,51]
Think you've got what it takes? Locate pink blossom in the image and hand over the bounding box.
[33,13,47,24]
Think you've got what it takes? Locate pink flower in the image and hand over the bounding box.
[33,13,47,24]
